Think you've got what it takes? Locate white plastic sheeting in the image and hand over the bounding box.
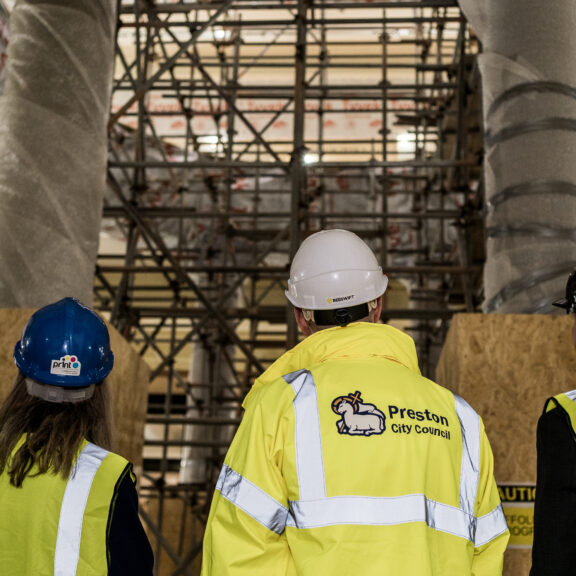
[0,0,116,307]
[460,0,576,313]
[179,338,238,485]
[0,6,8,93]
[106,134,421,270]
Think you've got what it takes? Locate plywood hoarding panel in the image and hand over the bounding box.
[437,313,576,576]
[0,308,149,468]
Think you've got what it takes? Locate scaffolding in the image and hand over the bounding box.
[96,1,483,573]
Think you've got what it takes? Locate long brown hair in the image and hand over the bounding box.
[0,373,113,487]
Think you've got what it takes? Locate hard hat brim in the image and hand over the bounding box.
[285,273,388,310]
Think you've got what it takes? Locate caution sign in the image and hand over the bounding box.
[498,484,536,548]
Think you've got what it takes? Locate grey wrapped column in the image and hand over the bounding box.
[0,0,116,307]
[460,0,576,313]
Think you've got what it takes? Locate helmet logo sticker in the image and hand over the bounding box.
[326,295,354,305]
[332,391,386,436]
[50,355,82,377]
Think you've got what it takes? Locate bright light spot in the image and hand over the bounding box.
[197,132,228,154]
[212,28,231,42]
[396,133,416,154]
[197,135,220,145]
[304,153,319,164]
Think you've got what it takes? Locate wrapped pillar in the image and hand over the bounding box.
[0,0,116,307]
[459,0,576,313]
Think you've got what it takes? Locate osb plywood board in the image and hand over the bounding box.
[0,308,149,468]
[141,497,204,576]
[437,313,576,576]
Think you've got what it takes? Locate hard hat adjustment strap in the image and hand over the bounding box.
[313,303,370,327]
[25,378,95,403]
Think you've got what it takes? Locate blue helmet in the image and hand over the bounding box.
[14,297,114,387]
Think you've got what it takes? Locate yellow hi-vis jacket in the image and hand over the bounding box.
[0,439,130,575]
[201,323,509,576]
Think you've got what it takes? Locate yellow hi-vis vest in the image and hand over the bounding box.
[0,439,130,575]
[546,390,576,429]
[201,322,509,576]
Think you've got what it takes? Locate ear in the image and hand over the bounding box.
[294,307,313,336]
[371,297,383,323]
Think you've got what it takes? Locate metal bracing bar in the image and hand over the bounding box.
[108,159,475,169]
[288,0,309,270]
[452,22,475,312]
[103,207,460,219]
[113,36,139,91]
[146,415,242,426]
[110,137,438,146]
[119,17,464,28]
[144,224,291,382]
[152,16,289,170]
[170,56,456,64]
[119,1,458,14]
[139,507,183,567]
[192,62,289,170]
[97,262,480,279]
[143,14,200,185]
[139,94,451,103]
[380,11,389,270]
[107,171,266,374]
[229,2,459,9]
[109,0,235,129]
[211,40,451,47]
[97,263,182,378]
[124,108,445,117]
[232,70,323,162]
[171,61,456,70]
[153,36,289,170]
[137,82,457,92]
[110,305,461,322]
[145,439,238,448]
[153,315,182,571]
[171,541,204,576]
[237,23,293,79]
[111,4,153,328]
[222,31,242,274]
[139,323,188,388]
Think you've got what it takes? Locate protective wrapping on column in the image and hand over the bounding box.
[0,0,116,307]
[460,0,576,313]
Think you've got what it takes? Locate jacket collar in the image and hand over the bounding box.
[246,323,420,406]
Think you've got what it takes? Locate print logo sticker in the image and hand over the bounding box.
[332,391,386,436]
[50,355,82,377]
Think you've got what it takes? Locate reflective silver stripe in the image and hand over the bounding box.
[288,494,475,541]
[475,504,508,547]
[217,464,289,534]
[284,370,326,500]
[454,395,481,516]
[54,443,108,576]
[565,389,576,402]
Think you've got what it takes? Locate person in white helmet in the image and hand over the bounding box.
[201,229,509,576]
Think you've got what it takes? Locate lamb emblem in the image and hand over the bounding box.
[331,391,386,436]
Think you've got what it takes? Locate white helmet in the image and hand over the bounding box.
[285,229,388,310]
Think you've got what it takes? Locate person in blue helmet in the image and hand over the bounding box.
[0,297,153,576]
